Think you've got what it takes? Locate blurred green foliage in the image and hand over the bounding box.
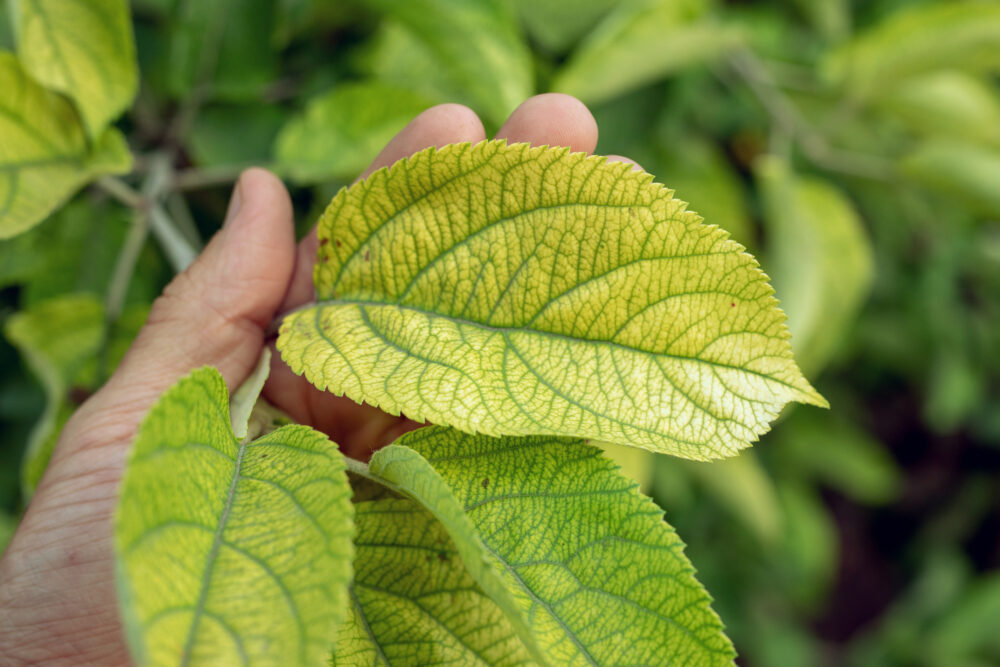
[1,0,999,663]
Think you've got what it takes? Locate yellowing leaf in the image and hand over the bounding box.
[335,497,535,666]
[279,141,824,460]
[0,53,132,239]
[115,367,354,666]
[364,427,736,665]
[824,2,1000,102]
[757,157,873,376]
[552,0,741,105]
[13,0,138,137]
[275,82,434,184]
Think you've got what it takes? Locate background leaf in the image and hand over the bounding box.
[115,367,354,666]
[275,81,434,184]
[335,495,535,666]
[0,53,132,239]
[279,140,824,459]
[379,426,736,665]
[900,140,1000,217]
[13,0,138,137]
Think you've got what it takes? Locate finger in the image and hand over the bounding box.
[278,103,487,312]
[605,154,645,171]
[495,93,598,154]
[61,168,296,465]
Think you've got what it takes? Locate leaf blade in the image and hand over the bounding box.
[279,140,824,459]
[115,367,354,666]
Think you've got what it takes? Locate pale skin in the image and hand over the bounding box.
[0,94,637,664]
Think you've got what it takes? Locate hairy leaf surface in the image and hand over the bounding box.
[115,367,354,666]
[334,496,535,666]
[279,140,825,459]
[0,54,132,238]
[275,82,433,184]
[13,0,138,137]
[366,427,736,665]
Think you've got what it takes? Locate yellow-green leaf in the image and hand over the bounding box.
[275,81,434,184]
[364,427,736,665]
[757,157,874,375]
[824,1,1000,102]
[13,0,138,137]
[115,367,354,666]
[552,0,742,105]
[0,53,132,239]
[335,496,535,666]
[279,140,824,460]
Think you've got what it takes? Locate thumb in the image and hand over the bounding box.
[56,167,296,471]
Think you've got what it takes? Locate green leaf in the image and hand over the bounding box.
[336,495,535,666]
[900,140,1000,217]
[4,293,147,499]
[188,103,287,167]
[279,140,824,460]
[823,1,1000,102]
[502,0,619,54]
[757,157,873,376]
[13,0,138,137]
[878,70,1000,150]
[274,82,434,184]
[0,53,132,239]
[360,0,533,126]
[551,0,742,105]
[115,367,354,665]
[366,426,736,665]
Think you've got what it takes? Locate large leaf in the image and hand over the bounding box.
[279,140,824,460]
[551,0,742,105]
[362,427,736,665]
[0,53,132,239]
[115,367,354,665]
[4,293,147,499]
[360,0,533,126]
[823,2,1000,102]
[275,81,434,184]
[13,0,137,137]
[335,496,535,666]
[757,157,873,376]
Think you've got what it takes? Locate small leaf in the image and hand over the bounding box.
[335,496,535,666]
[274,81,434,184]
[552,0,742,105]
[4,294,147,499]
[13,0,138,137]
[115,367,354,666]
[360,0,533,126]
[900,140,1000,217]
[370,426,736,665]
[823,1,1000,102]
[279,140,824,460]
[0,53,132,239]
[757,157,874,375]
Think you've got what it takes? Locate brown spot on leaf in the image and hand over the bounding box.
[437,552,449,562]
[731,302,736,307]
[335,239,341,247]
[68,386,92,406]
[364,249,370,261]
[481,478,489,489]
[319,238,328,246]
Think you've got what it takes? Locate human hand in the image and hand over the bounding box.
[0,94,621,664]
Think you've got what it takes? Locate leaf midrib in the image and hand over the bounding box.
[180,438,247,667]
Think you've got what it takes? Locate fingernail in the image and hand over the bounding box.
[223,174,245,227]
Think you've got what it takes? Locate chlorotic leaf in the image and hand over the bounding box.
[13,0,138,137]
[275,82,434,184]
[115,367,354,666]
[360,0,533,126]
[757,157,873,375]
[278,140,825,460]
[0,53,132,239]
[369,426,736,665]
[551,0,742,105]
[335,496,535,666]
[823,2,1000,102]
[4,293,146,499]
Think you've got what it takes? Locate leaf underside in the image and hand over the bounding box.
[361,426,736,666]
[278,140,825,460]
[115,367,354,666]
